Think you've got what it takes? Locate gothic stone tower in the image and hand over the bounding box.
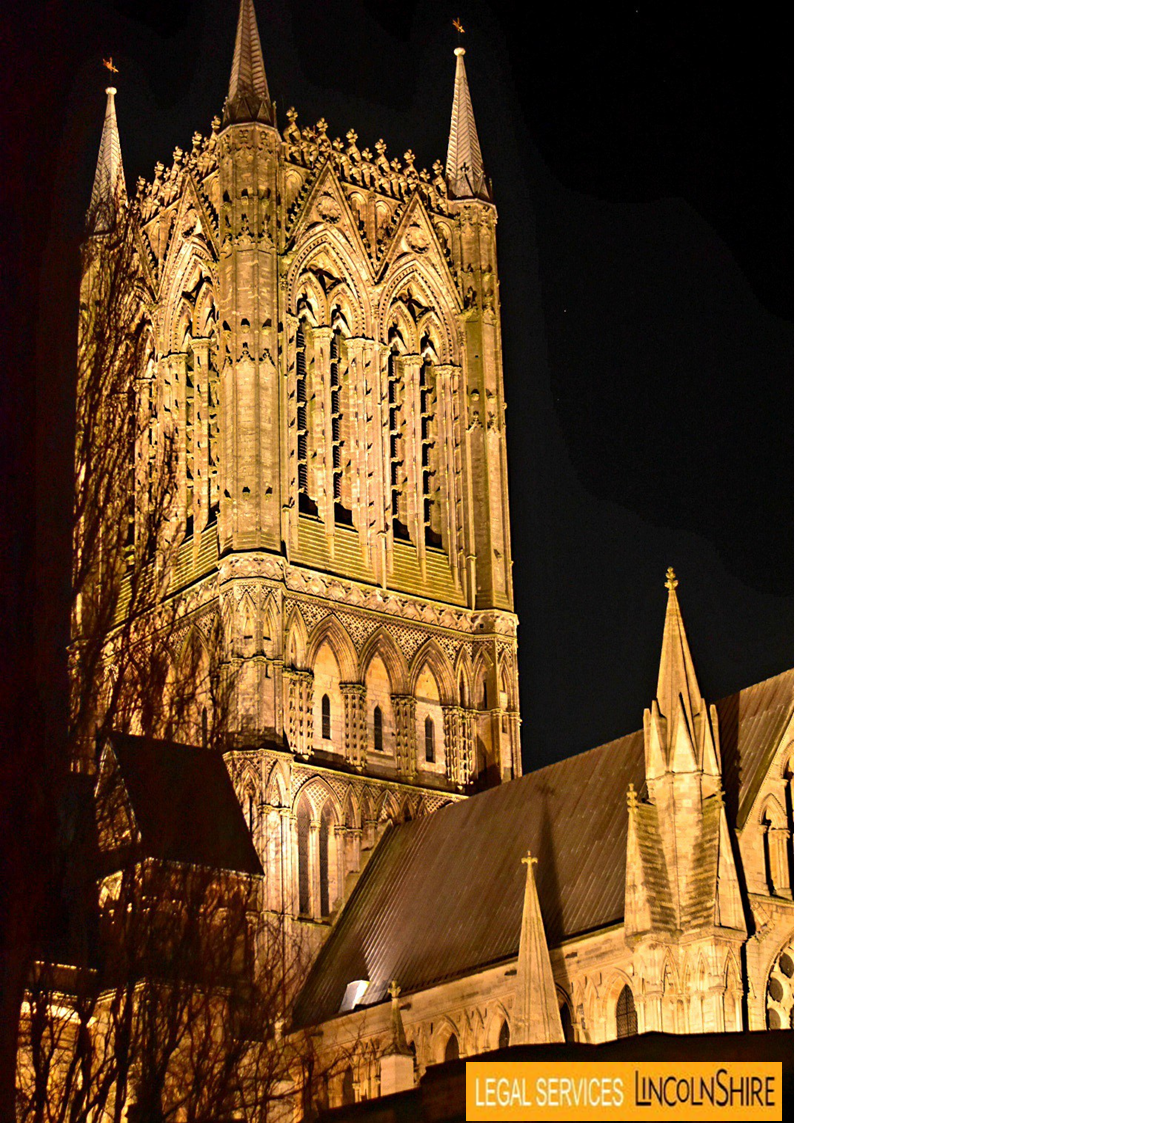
[80,1,520,944]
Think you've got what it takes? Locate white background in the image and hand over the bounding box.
[798,1,1151,1118]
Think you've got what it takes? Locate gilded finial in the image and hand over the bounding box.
[665,567,678,591]
[389,979,401,1001]
[522,850,537,868]
[103,57,119,75]
[453,17,466,55]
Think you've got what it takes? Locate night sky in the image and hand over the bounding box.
[1,0,792,771]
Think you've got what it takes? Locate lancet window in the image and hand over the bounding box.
[295,317,310,501]
[419,358,442,549]
[297,802,312,916]
[424,714,436,763]
[615,987,638,1038]
[319,802,334,916]
[126,385,137,553]
[205,338,219,525]
[184,348,195,537]
[387,347,409,542]
[330,329,345,514]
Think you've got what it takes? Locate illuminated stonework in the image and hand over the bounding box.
[73,2,794,1111]
[80,0,518,953]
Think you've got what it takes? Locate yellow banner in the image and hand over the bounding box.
[466,1061,784,1121]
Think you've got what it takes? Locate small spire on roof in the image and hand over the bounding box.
[223,0,273,127]
[510,851,563,1045]
[644,566,721,781]
[656,568,704,725]
[446,39,491,201]
[87,85,127,235]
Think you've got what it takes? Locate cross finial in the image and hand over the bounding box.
[389,979,401,1001]
[665,567,678,591]
[522,850,537,868]
[626,782,638,810]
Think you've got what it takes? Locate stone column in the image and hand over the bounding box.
[459,709,476,782]
[641,984,663,1034]
[309,819,321,918]
[341,682,368,765]
[278,806,291,915]
[443,705,465,786]
[392,693,416,776]
[767,826,792,899]
[284,668,314,755]
[288,811,301,917]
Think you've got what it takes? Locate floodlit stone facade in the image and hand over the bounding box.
[81,1,521,957]
[73,1,794,1113]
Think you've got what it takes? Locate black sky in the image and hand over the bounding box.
[0,0,792,771]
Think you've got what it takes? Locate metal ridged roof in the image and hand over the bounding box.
[294,671,793,1027]
[717,669,795,828]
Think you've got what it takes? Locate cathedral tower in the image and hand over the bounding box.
[79,1,521,940]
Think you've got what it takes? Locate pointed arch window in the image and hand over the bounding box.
[296,308,318,518]
[206,337,219,525]
[424,715,436,763]
[785,767,795,895]
[497,1020,510,1051]
[126,385,137,552]
[330,331,343,502]
[419,358,442,549]
[297,802,311,917]
[374,706,384,754]
[615,986,638,1039]
[184,348,195,538]
[387,348,410,542]
[321,694,331,741]
[559,1001,574,1044]
[442,1034,459,1063]
[319,803,335,916]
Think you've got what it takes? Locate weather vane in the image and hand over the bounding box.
[453,18,465,36]
[103,57,118,75]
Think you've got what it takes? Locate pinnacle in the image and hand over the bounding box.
[655,570,705,728]
[446,46,490,201]
[223,0,273,127]
[87,86,126,235]
[511,852,563,1045]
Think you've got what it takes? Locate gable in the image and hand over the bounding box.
[294,670,793,1027]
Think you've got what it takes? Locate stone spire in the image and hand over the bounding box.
[222,0,273,126]
[647,569,721,781]
[86,86,126,235]
[510,852,563,1045]
[446,47,491,201]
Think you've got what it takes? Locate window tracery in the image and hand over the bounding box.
[615,986,638,1039]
